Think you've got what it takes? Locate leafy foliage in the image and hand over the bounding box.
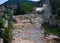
[0,18,5,28]
[21,3,33,14]
[42,22,60,36]
[0,18,12,43]
[14,2,33,15]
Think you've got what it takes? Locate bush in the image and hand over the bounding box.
[42,22,60,35]
[0,18,13,43]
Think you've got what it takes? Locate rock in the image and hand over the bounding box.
[49,34,59,39]
[22,19,30,23]
[13,29,18,36]
[45,34,60,43]
[15,18,22,23]
[19,38,35,43]
[45,37,52,41]
[31,17,43,23]
[23,23,32,28]
[45,34,52,41]
[46,34,49,37]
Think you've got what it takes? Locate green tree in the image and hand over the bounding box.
[14,0,21,15]
[21,3,33,14]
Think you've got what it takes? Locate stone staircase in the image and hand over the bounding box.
[12,14,47,43]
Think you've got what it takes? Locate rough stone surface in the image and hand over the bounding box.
[12,14,47,43]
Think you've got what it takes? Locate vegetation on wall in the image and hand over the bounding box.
[50,0,60,19]
[42,22,60,36]
[0,8,13,43]
[0,18,12,43]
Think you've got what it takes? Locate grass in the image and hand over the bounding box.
[42,22,60,36]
